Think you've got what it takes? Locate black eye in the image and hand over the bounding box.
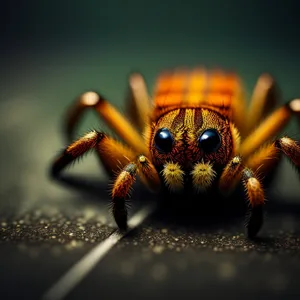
[198,129,221,153]
[154,128,174,153]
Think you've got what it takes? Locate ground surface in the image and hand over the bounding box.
[1,178,300,300]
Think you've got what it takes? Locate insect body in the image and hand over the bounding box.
[51,69,300,238]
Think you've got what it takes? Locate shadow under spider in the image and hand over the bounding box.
[53,174,300,240]
[53,174,111,200]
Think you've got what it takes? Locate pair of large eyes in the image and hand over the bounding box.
[154,128,221,153]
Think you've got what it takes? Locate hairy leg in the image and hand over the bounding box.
[50,130,136,177]
[246,73,278,135]
[219,135,300,238]
[218,156,243,194]
[244,143,281,176]
[228,74,248,138]
[275,137,300,172]
[126,73,152,133]
[244,136,300,175]
[64,91,148,155]
[218,155,264,238]
[242,168,265,239]
[240,99,300,158]
[111,155,160,230]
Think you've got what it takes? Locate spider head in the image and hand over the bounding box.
[149,108,239,192]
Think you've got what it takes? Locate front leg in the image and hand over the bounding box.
[112,163,138,230]
[112,155,161,230]
[219,156,264,239]
[242,168,265,239]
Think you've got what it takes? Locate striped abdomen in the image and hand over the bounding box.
[151,68,245,126]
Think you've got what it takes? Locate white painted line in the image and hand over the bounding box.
[42,204,155,300]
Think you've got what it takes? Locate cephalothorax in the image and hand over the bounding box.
[51,69,300,238]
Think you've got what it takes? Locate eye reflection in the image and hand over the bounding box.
[154,128,174,153]
[198,129,221,153]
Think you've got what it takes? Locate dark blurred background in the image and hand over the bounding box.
[1,1,300,299]
[2,0,300,101]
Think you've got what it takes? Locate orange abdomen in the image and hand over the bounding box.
[152,68,245,122]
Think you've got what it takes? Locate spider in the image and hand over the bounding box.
[50,68,300,239]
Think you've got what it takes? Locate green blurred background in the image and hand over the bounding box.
[2,0,300,101]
